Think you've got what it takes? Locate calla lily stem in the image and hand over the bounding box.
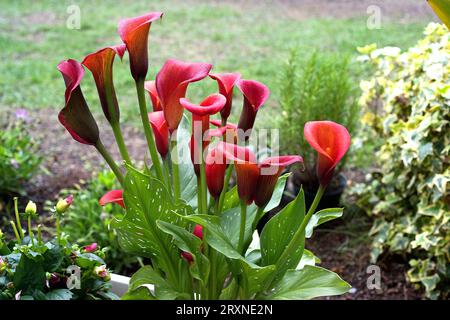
[95,141,125,186]
[218,164,233,212]
[238,200,247,254]
[110,121,132,165]
[171,139,181,200]
[136,78,164,182]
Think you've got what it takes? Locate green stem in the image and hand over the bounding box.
[95,140,124,186]
[171,139,181,200]
[27,216,34,247]
[197,176,203,214]
[135,78,164,182]
[238,200,247,254]
[163,158,172,193]
[208,201,220,299]
[37,225,43,246]
[199,151,208,215]
[252,206,265,230]
[10,221,21,244]
[13,197,23,240]
[218,164,233,212]
[110,121,132,165]
[55,215,61,243]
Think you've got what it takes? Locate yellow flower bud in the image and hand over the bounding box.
[56,195,73,215]
[25,201,37,217]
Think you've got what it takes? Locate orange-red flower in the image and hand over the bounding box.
[99,190,125,208]
[156,59,212,132]
[118,12,163,80]
[58,59,99,145]
[304,121,351,186]
[148,111,169,158]
[144,80,162,111]
[82,45,126,123]
[209,73,241,124]
[236,79,269,139]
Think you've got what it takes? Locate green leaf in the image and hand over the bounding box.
[305,208,343,238]
[42,242,63,272]
[121,286,156,300]
[75,253,105,268]
[263,173,290,212]
[240,260,276,298]
[156,220,210,284]
[260,189,306,268]
[297,249,321,269]
[126,265,188,300]
[45,289,73,300]
[428,0,450,29]
[111,167,192,264]
[13,255,46,291]
[262,265,351,300]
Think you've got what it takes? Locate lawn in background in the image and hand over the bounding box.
[0,0,430,126]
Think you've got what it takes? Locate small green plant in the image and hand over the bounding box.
[353,22,450,299]
[58,171,139,274]
[0,109,42,197]
[278,50,359,190]
[0,197,117,300]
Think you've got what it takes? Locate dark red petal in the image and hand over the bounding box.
[57,59,99,145]
[144,80,162,111]
[82,45,125,123]
[148,111,169,158]
[193,225,203,239]
[180,93,226,116]
[218,142,256,164]
[118,12,163,80]
[237,79,270,134]
[99,189,125,208]
[205,147,227,198]
[156,59,212,132]
[209,73,241,121]
[304,121,351,185]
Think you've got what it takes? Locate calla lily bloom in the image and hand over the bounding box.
[58,59,99,145]
[205,146,228,199]
[82,44,126,123]
[99,190,125,208]
[219,142,258,204]
[211,119,238,143]
[148,111,169,158]
[304,121,351,186]
[144,80,162,111]
[118,12,163,81]
[181,225,203,263]
[156,59,212,132]
[255,156,303,208]
[236,79,270,139]
[209,73,241,124]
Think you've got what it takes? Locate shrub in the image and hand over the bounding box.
[0,110,41,197]
[353,23,450,299]
[278,50,359,190]
[58,171,139,274]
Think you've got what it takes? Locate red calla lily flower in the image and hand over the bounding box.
[99,190,125,208]
[236,79,270,139]
[156,59,212,132]
[209,73,241,124]
[82,44,126,123]
[211,119,238,143]
[144,80,162,111]
[219,142,258,204]
[304,121,351,186]
[182,94,226,174]
[205,146,228,199]
[148,111,169,158]
[255,155,303,208]
[58,59,99,145]
[181,225,203,263]
[118,12,163,81]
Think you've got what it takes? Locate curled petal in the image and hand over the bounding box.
[255,155,303,208]
[218,141,256,164]
[144,80,162,111]
[209,72,241,122]
[148,111,169,158]
[58,59,99,145]
[236,79,270,135]
[118,12,163,80]
[99,189,125,208]
[82,44,126,123]
[156,59,212,132]
[180,93,226,116]
[304,121,351,186]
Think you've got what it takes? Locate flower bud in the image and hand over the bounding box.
[56,195,73,215]
[94,265,111,281]
[25,201,37,217]
[84,243,98,253]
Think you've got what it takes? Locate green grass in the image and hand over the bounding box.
[0,0,429,126]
